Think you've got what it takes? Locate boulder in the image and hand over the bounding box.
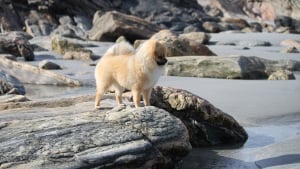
[268,70,296,80]
[202,21,224,33]
[223,17,250,30]
[178,32,211,44]
[166,56,300,79]
[25,10,57,37]
[280,39,300,48]
[0,57,81,86]
[51,15,91,40]
[0,32,35,61]
[0,70,25,95]
[281,46,299,53]
[147,30,216,56]
[63,50,98,61]
[87,11,160,42]
[51,36,87,55]
[39,60,62,70]
[0,102,191,169]
[150,86,248,147]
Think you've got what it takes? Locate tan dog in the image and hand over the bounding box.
[94,39,168,109]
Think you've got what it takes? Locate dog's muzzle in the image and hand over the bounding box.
[157,58,168,66]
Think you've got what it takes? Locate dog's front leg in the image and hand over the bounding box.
[132,89,141,108]
[142,88,152,106]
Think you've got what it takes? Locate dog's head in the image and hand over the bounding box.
[136,39,168,67]
[153,40,168,66]
[145,39,168,66]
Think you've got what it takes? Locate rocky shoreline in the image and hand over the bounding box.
[1,0,300,168]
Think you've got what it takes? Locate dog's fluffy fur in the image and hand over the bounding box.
[94,39,167,108]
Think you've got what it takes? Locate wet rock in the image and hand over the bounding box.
[0,94,30,103]
[150,86,248,147]
[0,32,35,61]
[0,57,81,86]
[178,32,211,44]
[0,104,191,169]
[268,70,296,80]
[146,30,216,56]
[0,70,25,95]
[237,40,272,47]
[166,56,300,79]
[25,10,57,37]
[64,50,98,61]
[202,21,224,33]
[87,11,160,42]
[223,18,250,30]
[281,46,299,53]
[39,60,62,70]
[51,36,86,55]
[51,15,90,40]
[280,39,300,48]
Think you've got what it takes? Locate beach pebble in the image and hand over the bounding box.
[39,60,62,70]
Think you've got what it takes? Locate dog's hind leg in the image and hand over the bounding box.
[95,82,110,109]
[112,84,124,106]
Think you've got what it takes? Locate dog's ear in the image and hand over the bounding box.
[157,40,168,57]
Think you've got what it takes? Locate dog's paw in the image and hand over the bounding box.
[95,106,101,110]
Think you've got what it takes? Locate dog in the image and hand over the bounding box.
[94,39,168,109]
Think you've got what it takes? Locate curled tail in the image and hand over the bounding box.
[104,41,135,57]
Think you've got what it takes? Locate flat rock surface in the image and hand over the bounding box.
[0,96,191,169]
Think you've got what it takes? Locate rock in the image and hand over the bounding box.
[268,70,296,80]
[166,56,300,79]
[63,50,98,61]
[0,54,16,61]
[147,30,216,56]
[237,40,272,47]
[178,32,211,44]
[0,103,191,169]
[51,36,86,55]
[202,21,224,33]
[223,17,250,30]
[25,10,57,37]
[39,60,62,70]
[0,94,30,103]
[150,86,248,146]
[51,15,89,40]
[0,32,35,61]
[281,46,299,53]
[0,57,81,86]
[0,70,25,95]
[280,39,300,48]
[87,11,160,42]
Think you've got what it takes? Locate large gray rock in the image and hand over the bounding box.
[150,86,248,147]
[0,70,25,95]
[146,30,216,57]
[87,11,160,42]
[0,99,191,169]
[166,56,300,79]
[0,57,81,86]
[0,32,35,61]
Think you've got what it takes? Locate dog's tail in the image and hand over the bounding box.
[104,41,135,57]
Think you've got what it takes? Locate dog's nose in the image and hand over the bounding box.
[157,58,167,66]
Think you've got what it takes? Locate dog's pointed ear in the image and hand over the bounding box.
[158,40,169,57]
